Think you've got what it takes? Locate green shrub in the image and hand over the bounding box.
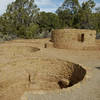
[25,24,39,39]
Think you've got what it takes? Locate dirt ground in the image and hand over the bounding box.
[0,38,100,100]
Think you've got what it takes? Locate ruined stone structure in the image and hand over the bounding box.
[48,29,98,50]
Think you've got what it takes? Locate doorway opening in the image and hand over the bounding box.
[81,34,84,42]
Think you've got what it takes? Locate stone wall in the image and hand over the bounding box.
[51,29,96,50]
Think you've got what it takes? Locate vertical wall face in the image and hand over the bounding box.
[51,29,96,49]
[78,32,96,44]
[84,32,96,44]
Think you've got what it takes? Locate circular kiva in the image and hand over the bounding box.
[0,58,86,100]
[0,46,40,53]
[0,58,86,93]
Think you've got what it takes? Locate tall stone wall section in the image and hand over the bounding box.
[51,29,96,50]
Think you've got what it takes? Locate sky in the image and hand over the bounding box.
[0,0,100,15]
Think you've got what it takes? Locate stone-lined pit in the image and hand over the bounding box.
[27,59,86,90]
[0,58,86,100]
[0,46,40,54]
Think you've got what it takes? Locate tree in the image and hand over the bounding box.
[56,0,96,29]
[95,7,100,13]
[94,7,100,33]
[0,0,100,40]
[2,0,40,38]
[56,0,80,28]
[77,0,95,29]
[38,12,60,32]
[56,0,80,14]
[26,23,39,38]
[57,9,73,28]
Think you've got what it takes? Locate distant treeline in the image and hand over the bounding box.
[0,0,100,41]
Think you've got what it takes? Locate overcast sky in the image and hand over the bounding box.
[0,0,100,15]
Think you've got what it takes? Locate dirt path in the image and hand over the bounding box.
[0,39,100,100]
